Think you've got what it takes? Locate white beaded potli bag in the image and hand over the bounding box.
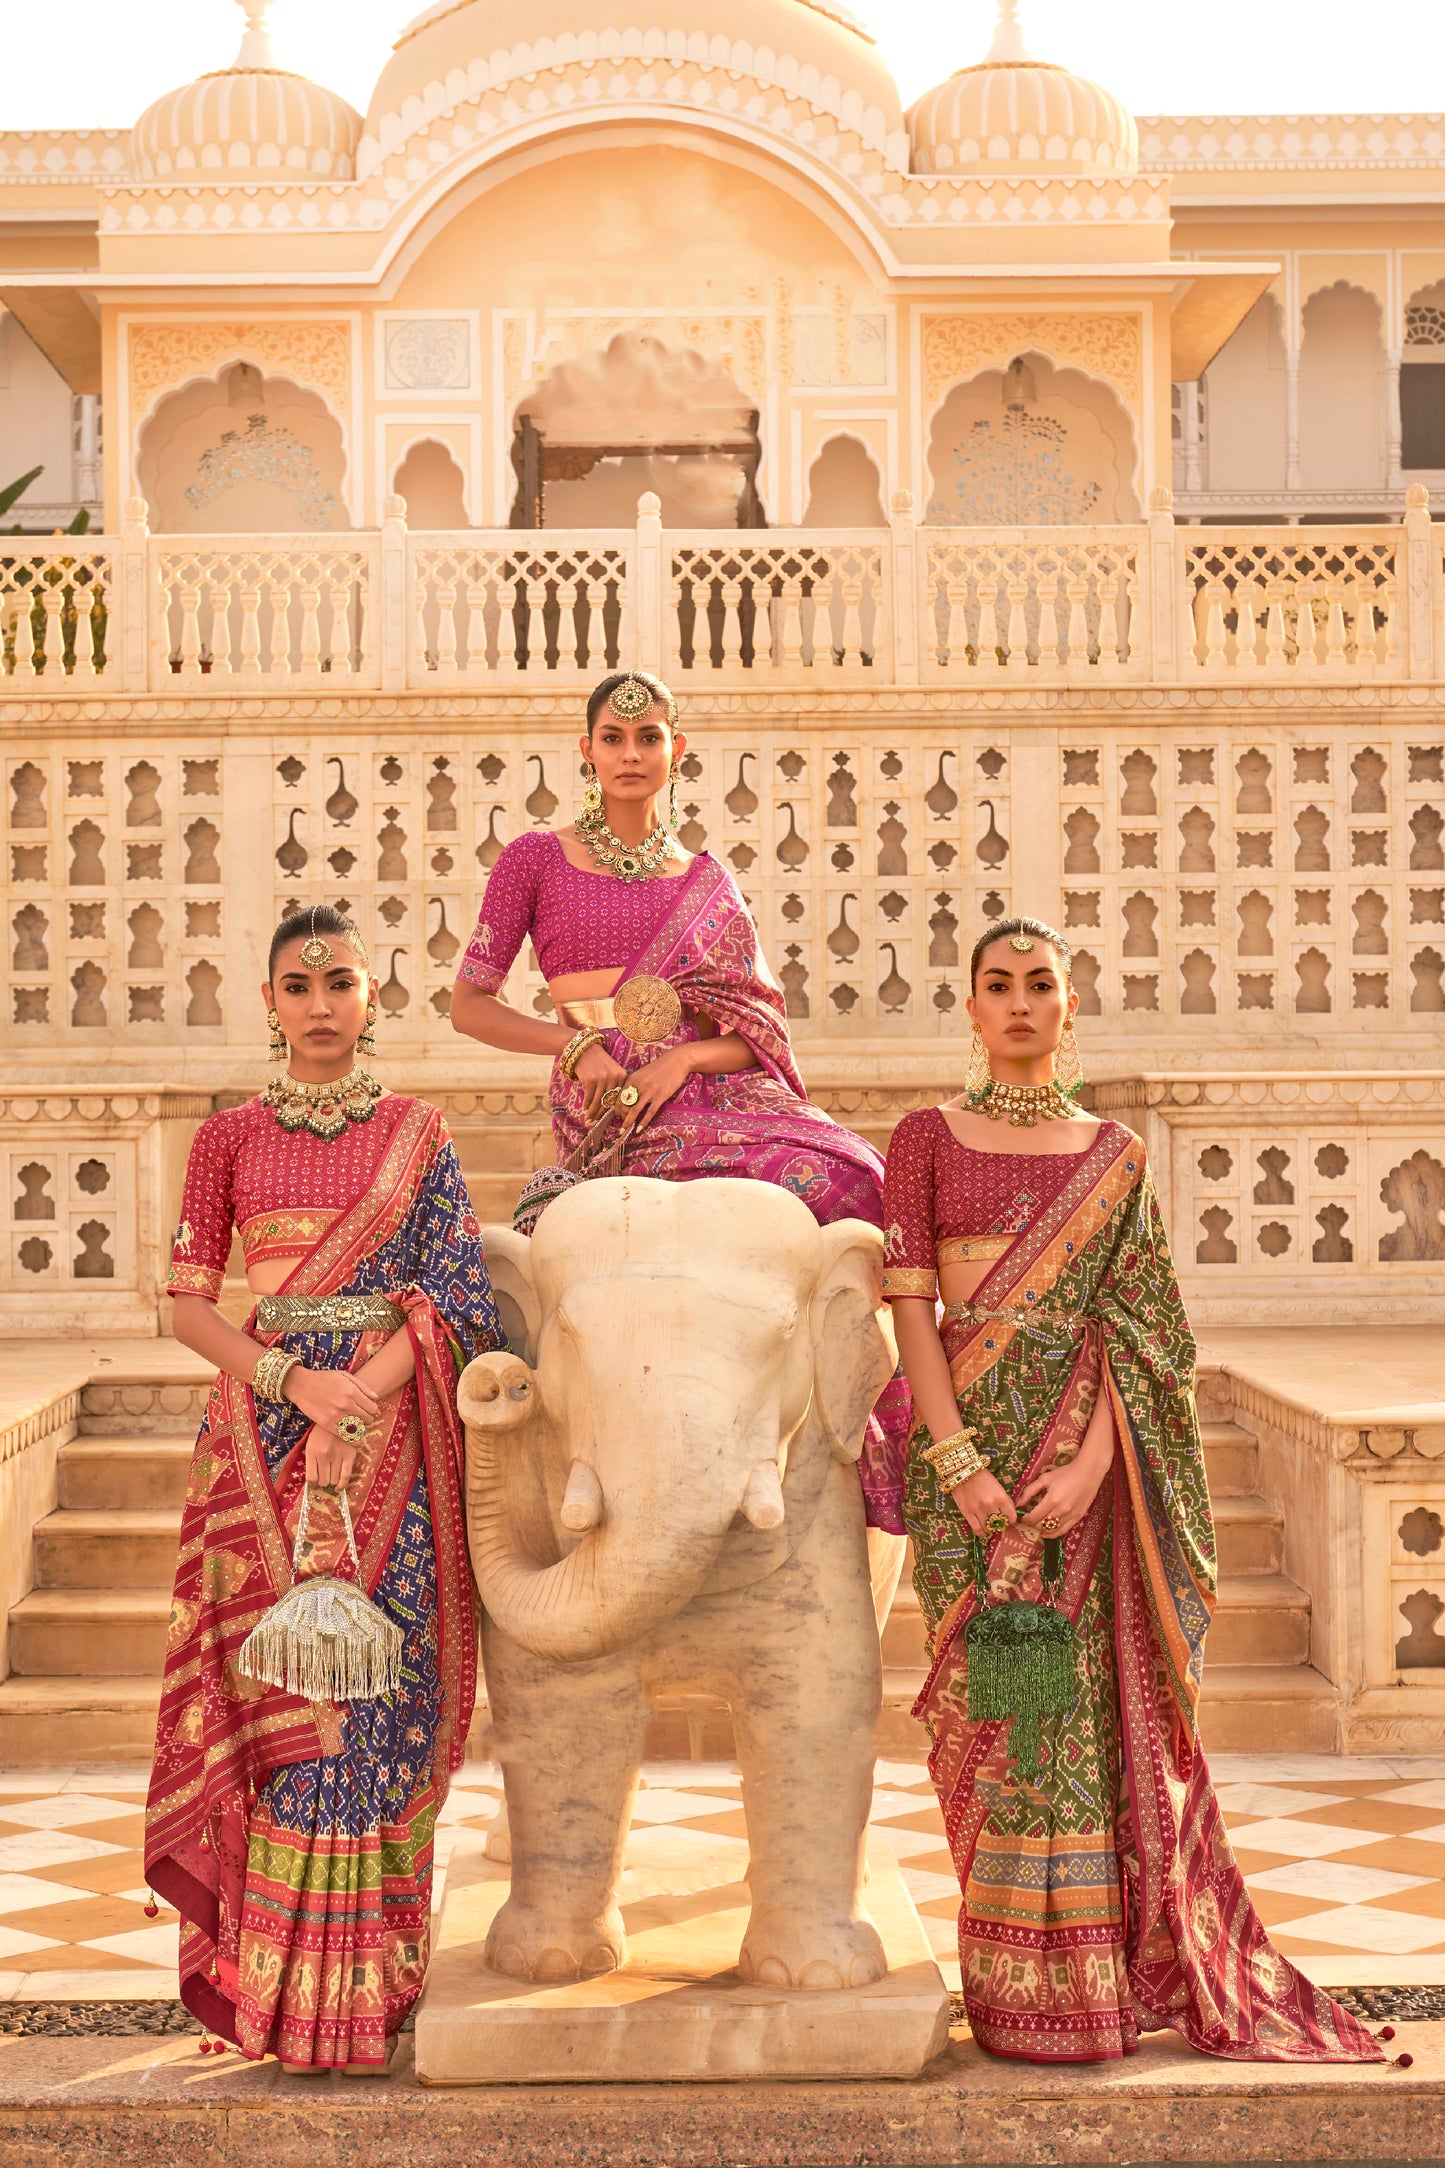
[237,1485,403,1704]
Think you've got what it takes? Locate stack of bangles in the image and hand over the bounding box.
[252,1347,302,1403]
[922,1426,988,1489]
[558,1027,605,1080]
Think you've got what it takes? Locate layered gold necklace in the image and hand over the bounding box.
[576,806,676,882]
[972,1079,1078,1128]
[262,1065,382,1143]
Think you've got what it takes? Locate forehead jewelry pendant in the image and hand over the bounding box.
[298,909,334,975]
[608,673,654,719]
[1008,934,1036,954]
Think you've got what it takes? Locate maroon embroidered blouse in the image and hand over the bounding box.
[881,1105,1096,1300]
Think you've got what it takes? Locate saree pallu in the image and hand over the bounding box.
[908,1123,1380,2066]
[145,1103,500,2067]
[549,853,886,1228]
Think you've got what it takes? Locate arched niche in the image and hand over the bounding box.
[137,361,350,533]
[1299,282,1384,491]
[1402,278,1445,472]
[510,332,764,529]
[392,437,469,529]
[925,353,1139,526]
[1201,293,1287,493]
[804,434,885,526]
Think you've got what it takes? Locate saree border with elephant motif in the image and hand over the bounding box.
[143,1100,479,2048]
[912,1121,1380,2066]
[549,851,884,1206]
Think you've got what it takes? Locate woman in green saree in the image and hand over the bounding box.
[880,917,1379,2066]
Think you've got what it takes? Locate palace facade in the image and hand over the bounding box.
[0,0,1441,1757]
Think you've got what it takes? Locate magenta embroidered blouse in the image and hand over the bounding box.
[881,1106,1099,1301]
[456,832,717,993]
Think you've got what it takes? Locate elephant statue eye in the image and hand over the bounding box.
[506,1380,531,1402]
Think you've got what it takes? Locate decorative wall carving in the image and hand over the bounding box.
[127,321,353,433]
[921,314,1143,418]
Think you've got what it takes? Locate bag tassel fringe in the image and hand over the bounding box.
[965,1533,1079,1787]
[238,1484,403,1704]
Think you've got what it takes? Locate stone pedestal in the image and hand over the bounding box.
[414,1828,952,2085]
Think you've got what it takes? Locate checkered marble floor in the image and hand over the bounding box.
[4,1753,1445,2000]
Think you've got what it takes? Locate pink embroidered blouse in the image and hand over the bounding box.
[165,1094,419,1302]
[881,1106,1094,1301]
[456,831,716,992]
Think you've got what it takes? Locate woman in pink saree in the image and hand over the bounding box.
[450,669,909,1487]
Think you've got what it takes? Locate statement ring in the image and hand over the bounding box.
[1041,1515,1060,1533]
[984,1510,1010,1535]
[335,1413,368,1446]
[618,1084,641,1109]
[601,1087,620,1108]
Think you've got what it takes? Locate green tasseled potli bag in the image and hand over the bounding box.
[965,1534,1079,1785]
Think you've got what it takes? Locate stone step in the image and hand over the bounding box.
[33,1508,181,1590]
[1198,1664,1339,1754]
[58,1436,192,1511]
[0,1675,162,1766]
[453,1129,549,1176]
[1213,1493,1283,1576]
[1210,1573,1312,1667]
[7,1589,169,1677]
[1200,1420,1258,1496]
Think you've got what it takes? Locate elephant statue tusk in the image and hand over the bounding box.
[559,1460,604,1532]
[740,1461,785,1532]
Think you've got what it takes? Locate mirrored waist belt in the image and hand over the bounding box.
[253,1294,405,1334]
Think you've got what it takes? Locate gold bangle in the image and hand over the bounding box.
[252,1348,301,1403]
[558,1027,604,1080]
[922,1427,987,1488]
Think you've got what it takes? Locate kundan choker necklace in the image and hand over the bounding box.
[575,807,676,883]
[969,1079,1078,1128]
[263,1065,382,1143]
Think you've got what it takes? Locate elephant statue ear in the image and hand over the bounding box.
[481,1225,541,1365]
[809,1218,898,1465]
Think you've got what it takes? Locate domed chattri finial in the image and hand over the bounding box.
[232,0,279,69]
[983,0,1031,65]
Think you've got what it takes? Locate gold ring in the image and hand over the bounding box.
[335,1413,368,1446]
[618,1084,640,1108]
[601,1087,620,1108]
[984,1510,1010,1535]
[1041,1516,1060,1533]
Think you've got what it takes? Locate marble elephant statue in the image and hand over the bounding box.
[459,1174,903,1992]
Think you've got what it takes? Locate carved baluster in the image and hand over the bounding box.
[777,577,804,674]
[1324,590,1348,671]
[1037,570,1060,672]
[944,576,968,668]
[496,568,521,677]
[1264,591,1287,670]
[1095,576,1120,678]
[71,581,97,679]
[202,575,231,679]
[464,577,489,679]
[720,577,744,670]
[298,582,323,682]
[1351,580,1378,672]
[178,578,204,679]
[1294,592,1319,670]
[1234,586,1259,672]
[840,573,864,671]
[976,573,1002,671]
[582,576,608,673]
[266,574,292,676]
[38,582,63,675]
[1064,578,1088,670]
[1004,580,1029,673]
[1203,584,1228,675]
[432,573,459,681]
[555,578,579,671]
[1378,582,1399,672]
[522,577,547,673]
[329,573,356,677]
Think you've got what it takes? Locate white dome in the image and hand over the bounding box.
[132,0,362,182]
[908,1,1136,178]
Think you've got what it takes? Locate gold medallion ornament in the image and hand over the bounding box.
[298,934,334,972]
[612,973,683,1046]
[608,673,655,719]
[262,1065,382,1143]
[1008,934,1036,954]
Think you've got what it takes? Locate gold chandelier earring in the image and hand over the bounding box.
[964,1021,992,1102]
[668,762,680,832]
[1055,1015,1084,1097]
[267,1007,286,1062]
[358,1000,378,1058]
[581,761,602,822]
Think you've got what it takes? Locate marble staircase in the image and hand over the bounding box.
[0,1354,1337,1767]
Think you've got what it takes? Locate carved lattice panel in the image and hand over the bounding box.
[0,1141,135,1291]
[6,749,225,1047]
[1058,729,1445,1028]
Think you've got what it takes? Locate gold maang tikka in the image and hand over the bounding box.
[298,908,334,975]
[608,673,654,719]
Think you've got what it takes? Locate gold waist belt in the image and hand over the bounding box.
[943,1298,1087,1334]
[936,1234,1013,1266]
[254,1293,405,1336]
[562,972,684,1046]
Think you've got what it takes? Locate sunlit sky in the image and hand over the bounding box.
[0,0,1442,131]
